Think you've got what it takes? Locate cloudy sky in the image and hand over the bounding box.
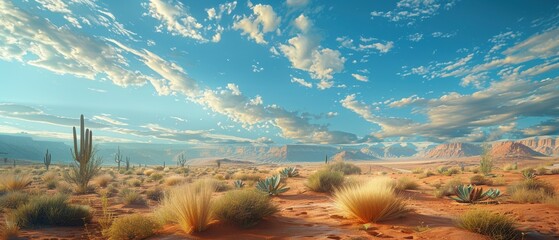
[1,0,558,145]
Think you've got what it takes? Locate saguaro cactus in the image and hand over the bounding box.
[125,156,130,171]
[177,153,187,167]
[114,147,123,171]
[44,149,52,170]
[65,114,101,193]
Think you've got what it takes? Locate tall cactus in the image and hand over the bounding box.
[114,147,122,171]
[125,156,130,171]
[44,149,51,170]
[65,114,101,193]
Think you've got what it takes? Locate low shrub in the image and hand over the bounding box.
[127,179,142,187]
[456,209,520,240]
[94,174,113,188]
[0,174,32,191]
[233,173,261,181]
[120,189,146,206]
[0,192,29,209]
[107,214,160,240]
[411,168,424,174]
[213,190,277,227]
[146,187,164,201]
[194,178,231,192]
[536,167,548,175]
[11,194,91,227]
[333,178,409,223]
[0,218,19,240]
[470,175,492,185]
[551,168,559,175]
[164,175,185,186]
[433,178,462,198]
[507,179,555,203]
[143,169,155,176]
[326,162,361,175]
[149,173,164,181]
[306,170,344,192]
[156,182,213,233]
[395,177,419,191]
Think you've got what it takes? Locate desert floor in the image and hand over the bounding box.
[1,157,559,240]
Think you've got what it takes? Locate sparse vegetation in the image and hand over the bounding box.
[156,182,213,233]
[94,174,114,188]
[479,145,493,175]
[395,177,419,191]
[470,174,492,185]
[456,209,520,240]
[433,178,463,198]
[10,194,92,228]
[120,189,146,206]
[146,187,164,201]
[0,174,32,191]
[279,167,299,178]
[508,179,555,203]
[333,178,409,223]
[256,175,289,195]
[107,214,160,240]
[213,190,277,227]
[326,162,361,175]
[164,175,185,186]
[306,170,344,192]
[0,191,29,209]
[450,185,500,203]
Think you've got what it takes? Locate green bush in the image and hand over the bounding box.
[0,192,29,209]
[306,170,344,192]
[107,214,160,240]
[456,209,520,240]
[213,190,277,227]
[326,162,361,175]
[11,194,91,227]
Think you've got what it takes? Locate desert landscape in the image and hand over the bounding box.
[2,0,559,239]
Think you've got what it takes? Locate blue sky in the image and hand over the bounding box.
[1,0,558,145]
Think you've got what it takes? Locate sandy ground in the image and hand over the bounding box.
[1,157,559,240]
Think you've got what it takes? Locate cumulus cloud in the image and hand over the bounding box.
[291,77,312,88]
[279,14,345,89]
[233,4,281,44]
[144,0,206,41]
[337,36,395,54]
[351,73,369,82]
[522,119,559,137]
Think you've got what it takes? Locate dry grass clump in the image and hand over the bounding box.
[41,172,58,182]
[146,187,164,202]
[333,177,409,223]
[306,170,344,192]
[432,178,462,198]
[326,162,361,175]
[194,178,231,192]
[233,172,261,181]
[507,179,555,203]
[156,181,214,233]
[127,178,142,187]
[395,177,419,191]
[10,194,92,228]
[94,174,114,188]
[0,192,30,209]
[0,174,32,191]
[143,169,156,176]
[120,189,147,206]
[56,181,73,194]
[0,219,19,240]
[470,175,492,185]
[107,214,160,240]
[213,190,277,227]
[164,175,185,186]
[456,209,520,240]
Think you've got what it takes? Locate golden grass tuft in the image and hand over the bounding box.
[0,218,19,239]
[164,175,185,186]
[107,214,160,240]
[0,174,32,191]
[456,209,520,240]
[143,169,156,176]
[395,177,419,191]
[333,177,409,223]
[93,174,114,188]
[156,181,214,233]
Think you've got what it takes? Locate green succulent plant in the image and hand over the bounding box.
[233,179,245,188]
[279,167,299,178]
[450,184,500,203]
[522,169,536,179]
[256,175,289,195]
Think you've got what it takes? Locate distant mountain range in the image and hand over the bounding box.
[0,134,557,165]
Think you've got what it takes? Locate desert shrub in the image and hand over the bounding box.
[41,172,58,182]
[213,190,277,227]
[149,173,164,181]
[156,182,213,233]
[433,178,462,198]
[489,177,506,186]
[470,175,492,185]
[107,214,160,240]
[233,172,261,181]
[0,218,19,239]
[11,194,91,227]
[551,169,559,175]
[443,167,460,176]
[456,209,520,240]
[94,174,114,188]
[143,169,155,176]
[0,174,32,191]
[326,162,361,175]
[56,181,73,194]
[536,167,548,175]
[164,175,185,186]
[0,192,29,209]
[146,187,164,201]
[333,178,409,223]
[508,179,555,203]
[214,174,224,180]
[64,147,103,194]
[418,170,435,179]
[120,189,146,206]
[411,168,424,174]
[45,180,58,190]
[395,177,419,191]
[127,179,142,187]
[194,178,231,192]
[306,170,344,192]
[479,146,493,175]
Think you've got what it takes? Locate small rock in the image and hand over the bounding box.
[285,207,293,210]
[300,211,307,215]
[330,214,345,219]
[404,236,413,239]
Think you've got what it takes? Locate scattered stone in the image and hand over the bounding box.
[404,236,413,239]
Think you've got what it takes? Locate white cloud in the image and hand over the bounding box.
[93,114,128,126]
[358,41,394,53]
[233,4,281,44]
[286,0,309,8]
[279,15,345,88]
[351,73,368,82]
[35,0,70,13]
[144,0,206,42]
[408,33,423,42]
[291,77,312,88]
[371,0,457,25]
[431,31,456,38]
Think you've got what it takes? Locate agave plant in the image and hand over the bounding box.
[256,175,289,195]
[279,167,299,178]
[450,184,501,203]
[233,179,245,188]
[522,169,536,179]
